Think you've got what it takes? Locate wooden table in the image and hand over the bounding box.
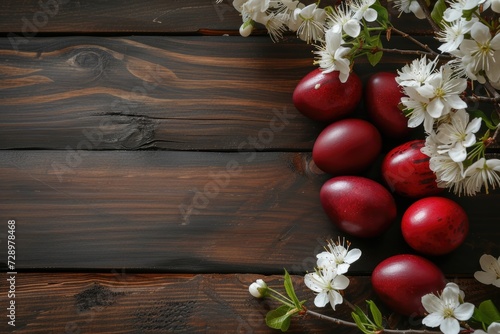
[0,1,499,333]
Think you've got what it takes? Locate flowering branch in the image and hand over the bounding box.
[227,0,500,196]
[248,238,500,334]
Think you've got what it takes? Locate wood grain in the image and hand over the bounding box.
[1,150,498,274]
[0,0,433,35]
[0,35,440,151]
[0,273,498,333]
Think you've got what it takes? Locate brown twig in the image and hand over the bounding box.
[305,309,442,334]
[389,27,439,56]
[415,0,442,32]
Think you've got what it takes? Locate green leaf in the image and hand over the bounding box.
[430,0,446,28]
[266,305,294,332]
[283,270,301,308]
[353,305,370,324]
[352,312,373,334]
[372,1,389,25]
[468,109,497,130]
[479,300,500,325]
[367,300,383,328]
[366,34,383,67]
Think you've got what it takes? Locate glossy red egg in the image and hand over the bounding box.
[401,197,469,256]
[381,140,443,198]
[372,254,447,316]
[313,119,382,175]
[365,72,411,139]
[293,68,362,122]
[320,176,397,238]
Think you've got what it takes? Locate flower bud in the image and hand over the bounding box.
[248,279,268,298]
[239,20,254,37]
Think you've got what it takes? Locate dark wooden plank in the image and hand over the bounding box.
[1,150,498,274]
[0,1,432,35]
[1,273,498,333]
[0,35,318,151]
[0,35,439,151]
[0,0,243,35]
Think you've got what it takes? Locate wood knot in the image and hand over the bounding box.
[74,283,124,312]
[67,47,111,80]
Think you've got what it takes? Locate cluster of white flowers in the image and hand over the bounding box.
[388,0,500,197]
[220,0,382,82]
[396,57,500,195]
[224,0,500,196]
[303,238,361,310]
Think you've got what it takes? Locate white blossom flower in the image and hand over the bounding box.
[304,266,350,310]
[263,12,288,42]
[459,21,500,83]
[435,109,482,162]
[431,154,465,183]
[474,254,500,287]
[290,3,327,43]
[421,282,475,334]
[443,0,482,22]
[401,86,437,133]
[314,29,352,82]
[475,322,500,334]
[351,0,378,22]
[327,3,361,38]
[397,56,438,88]
[249,279,268,298]
[316,237,362,274]
[416,65,468,119]
[389,0,426,19]
[463,158,500,195]
[437,18,477,53]
[236,0,270,23]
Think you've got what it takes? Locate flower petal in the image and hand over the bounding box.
[474,271,497,285]
[422,293,445,314]
[314,291,329,307]
[440,317,460,334]
[328,290,343,310]
[441,285,460,308]
[343,19,360,38]
[454,302,475,321]
[333,274,350,290]
[427,98,445,118]
[364,8,378,22]
[422,312,444,328]
[480,254,499,272]
[449,142,467,162]
[304,273,324,292]
[344,249,362,264]
[336,263,350,274]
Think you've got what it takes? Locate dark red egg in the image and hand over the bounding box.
[365,72,411,139]
[381,140,443,198]
[320,176,397,238]
[372,254,447,316]
[313,119,382,176]
[401,197,469,256]
[293,68,362,122]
